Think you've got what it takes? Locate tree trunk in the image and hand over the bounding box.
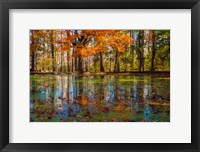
[129,30,134,72]
[31,31,35,71]
[114,50,120,72]
[51,31,55,73]
[72,48,75,72]
[138,30,144,72]
[109,51,112,72]
[51,44,55,72]
[151,48,156,71]
[88,58,90,72]
[138,50,142,72]
[31,52,35,71]
[78,56,83,74]
[141,54,144,71]
[35,53,38,71]
[85,59,88,72]
[99,52,105,72]
[151,30,156,71]
[67,52,70,72]
[42,44,45,71]
[75,57,78,71]
[132,48,134,71]
[60,51,63,72]
[60,31,63,73]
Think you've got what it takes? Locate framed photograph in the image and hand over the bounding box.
[0,0,200,151]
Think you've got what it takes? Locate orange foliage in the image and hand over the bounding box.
[30,30,135,57]
[72,30,135,57]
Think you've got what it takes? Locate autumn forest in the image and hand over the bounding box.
[30,30,170,122]
[30,30,170,73]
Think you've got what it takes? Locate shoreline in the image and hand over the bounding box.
[30,71,170,76]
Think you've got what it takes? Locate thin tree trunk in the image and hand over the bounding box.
[31,31,35,71]
[35,53,38,71]
[78,56,83,73]
[129,30,134,72]
[109,50,112,72]
[138,30,144,72]
[132,49,134,71]
[114,50,120,72]
[75,57,78,71]
[141,31,144,72]
[42,43,45,71]
[72,48,74,72]
[51,44,55,72]
[88,58,90,72]
[138,51,142,72]
[60,31,63,73]
[141,52,144,72]
[99,52,105,72]
[50,30,55,73]
[61,51,63,72]
[151,30,156,71]
[67,52,70,72]
[85,59,88,72]
[31,52,35,71]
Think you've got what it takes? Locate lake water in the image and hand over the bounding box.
[30,74,170,122]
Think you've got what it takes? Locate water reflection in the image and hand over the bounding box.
[30,75,170,122]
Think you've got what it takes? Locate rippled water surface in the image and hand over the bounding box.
[30,74,170,122]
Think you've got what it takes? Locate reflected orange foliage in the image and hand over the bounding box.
[80,96,87,106]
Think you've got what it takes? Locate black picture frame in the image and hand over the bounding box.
[0,0,200,151]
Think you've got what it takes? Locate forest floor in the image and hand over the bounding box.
[30,71,170,76]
